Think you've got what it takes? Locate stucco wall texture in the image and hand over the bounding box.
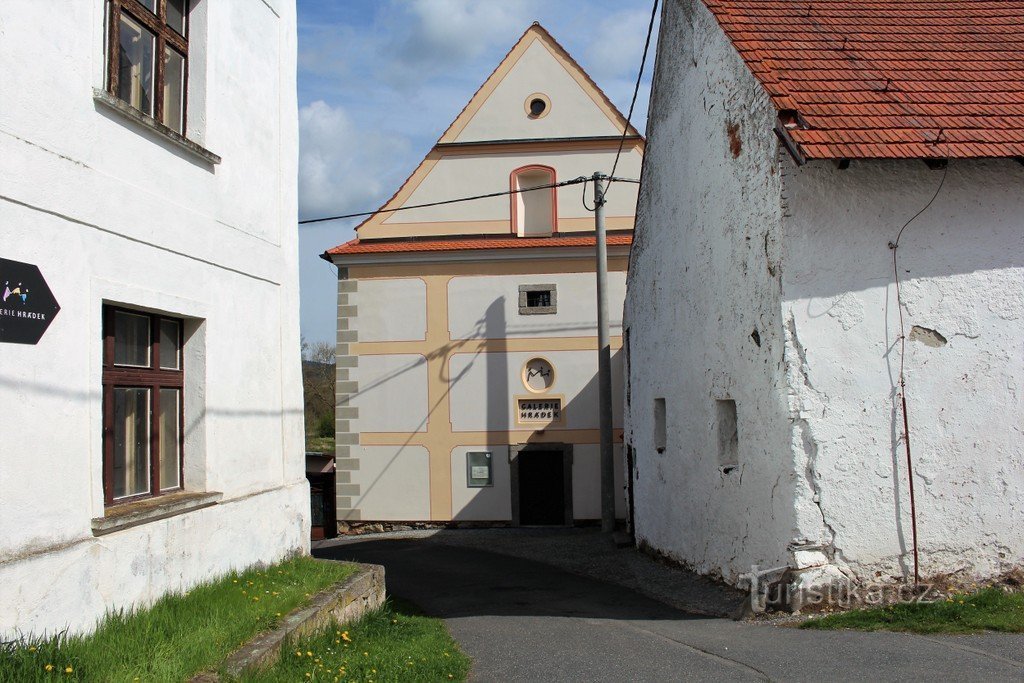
[625,0,1024,587]
[0,0,308,638]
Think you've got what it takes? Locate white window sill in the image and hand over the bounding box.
[93,89,222,166]
[92,490,222,536]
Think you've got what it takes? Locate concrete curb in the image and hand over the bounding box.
[190,561,385,681]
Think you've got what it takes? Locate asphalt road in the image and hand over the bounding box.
[316,537,1024,682]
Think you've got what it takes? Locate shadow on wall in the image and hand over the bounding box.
[351,294,623,522]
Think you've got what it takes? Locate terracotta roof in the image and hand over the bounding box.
[703,0,1024,159]
[325,234,633,257]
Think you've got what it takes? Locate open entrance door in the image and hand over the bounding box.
[511,444,572,526]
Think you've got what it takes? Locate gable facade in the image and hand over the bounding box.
[325,24,643,526]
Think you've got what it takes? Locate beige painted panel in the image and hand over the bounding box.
[357,278,426,342]
[572,444,625,519]
[447,349,624,432]
[455,40,621,142]
[356,354,429,433]
[380,148,641,226]
[449,446,513,521]
[352,446,431,520]
[448,271,627,340]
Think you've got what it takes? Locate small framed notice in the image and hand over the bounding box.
[466,451,493,488]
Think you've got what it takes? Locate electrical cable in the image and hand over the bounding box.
[887,150,949,587]
[299,176,590,225]
[606,0,659,197]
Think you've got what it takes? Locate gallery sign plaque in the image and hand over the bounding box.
[517,398,562,423]
[0,257,61,345]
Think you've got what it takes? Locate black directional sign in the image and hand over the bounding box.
[0,257,61,345]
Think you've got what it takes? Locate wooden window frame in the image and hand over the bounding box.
[106,0,190,133]
[102,306,185,507]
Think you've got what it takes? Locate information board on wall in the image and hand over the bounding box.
[0,257,60,345]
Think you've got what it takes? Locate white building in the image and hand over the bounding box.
[324,24,643,527]
[625,0,1024,602]
[0,0,308,637]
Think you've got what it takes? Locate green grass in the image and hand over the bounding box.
[239,600,471,683]
[0,556,357,683]
[800,587,1024,634]
[306,436,335,455]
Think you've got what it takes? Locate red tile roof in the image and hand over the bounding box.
[325,234,633,257]
[703,0,1024,159]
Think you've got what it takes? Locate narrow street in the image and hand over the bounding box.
[316,534,1024,682]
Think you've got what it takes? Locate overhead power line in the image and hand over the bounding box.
[299,176,639,225]
[606,0,660,194]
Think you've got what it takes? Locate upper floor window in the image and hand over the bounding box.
[511,165,557,237]
[107,0,189,134]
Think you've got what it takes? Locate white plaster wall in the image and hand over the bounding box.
[450,446,513,521]
[348,446,431,521]
[454,39,622,143]
[572,444,625,519]
[356,278,427,342]
[448,350,624,432]
[354,354,429,433]
[781,158,1024,580]
[383,148,642,225]
[624,0,805,583]
[448,272,626,340]
[0,0,306,638]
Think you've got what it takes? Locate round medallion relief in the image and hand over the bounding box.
[522,357,555,393]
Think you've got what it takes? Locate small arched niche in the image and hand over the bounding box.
[511,165,556,237]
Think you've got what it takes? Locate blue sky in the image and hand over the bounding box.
[297,0,659,345]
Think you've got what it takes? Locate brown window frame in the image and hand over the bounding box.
[102,306,185,507]
[106,0,190,133]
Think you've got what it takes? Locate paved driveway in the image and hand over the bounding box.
[315,536,1024,682]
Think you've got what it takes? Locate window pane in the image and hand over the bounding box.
[113,388,150,498]
[159,389,181,490]
[117,14,155,116]
[166,0,187,35]
[139,0,157,13]
[162,47,185,133]
[114,311,151,367]
[159,319,181,369]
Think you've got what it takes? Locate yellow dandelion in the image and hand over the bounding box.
[363,652,369,656]
[342,632,352,642]
[44,664,54,672]
[253,597,260,602]
[28,646,37,652]
[233,579,238,583]
[305,674,311,678]
[296,651,303,657]
[307,651,314,657]
[276,612,282,617]
[335,639,341,644]
[65,667,74,674]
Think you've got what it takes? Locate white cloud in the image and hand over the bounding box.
[585,7,658,82]
[298,100,412,219]
[375,0,541,89]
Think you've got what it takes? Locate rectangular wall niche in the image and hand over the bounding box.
[653,397,666,453]
[466,451,493,487]
[716,399,739,473]
[519,284,557,315]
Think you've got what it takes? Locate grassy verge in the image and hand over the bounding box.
[800,587,1024,634]
[305,437,335,454]
[0,556,356,682]
[239,600,471,683]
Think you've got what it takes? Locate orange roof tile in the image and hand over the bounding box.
[703,0,1024,159]
[325,234,633,257]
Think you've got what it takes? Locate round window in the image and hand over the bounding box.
[524,93,551,119]
[522,357,555,393]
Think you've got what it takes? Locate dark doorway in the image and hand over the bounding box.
[514,446,571,526]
